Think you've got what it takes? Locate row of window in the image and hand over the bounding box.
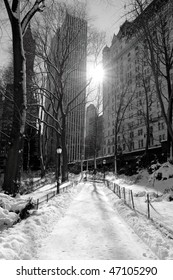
[105,117,165,137]
[105,123,164,141]
[104,134,166,155]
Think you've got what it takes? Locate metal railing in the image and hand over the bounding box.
[34,181,74,209]
[105,179,160,221]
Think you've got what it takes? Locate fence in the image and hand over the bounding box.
[34,181,74,209]
[104,179,159,220]
[86,172,105,182]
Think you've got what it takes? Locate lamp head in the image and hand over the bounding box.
[57,146,62,154]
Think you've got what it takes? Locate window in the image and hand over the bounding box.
[138,139,144,149]
[130,131,134,138]
[150,126,153,137]
[130,142,134,150]
[138,129,143,136]
[149,137,154,146]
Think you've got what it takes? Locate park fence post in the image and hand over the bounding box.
[119,186,121,198]
[123,187,126,203]
[36,199,39,210]
[114,183,116,193]
[130,190,135,209]
[147,193,150,219]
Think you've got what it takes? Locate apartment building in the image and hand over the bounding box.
[102,0,173,162]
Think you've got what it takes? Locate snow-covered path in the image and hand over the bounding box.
[36,182,157,260]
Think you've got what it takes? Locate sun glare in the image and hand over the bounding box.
[88,64,104,83]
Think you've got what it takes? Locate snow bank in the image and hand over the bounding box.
[104,165,173,259]
[151,162,173,180]
[103,185,173,260]
[0,193,32,230]
[0,207,18,227]
[0,182,82,259]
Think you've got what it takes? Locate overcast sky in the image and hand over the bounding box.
[87,0,127,43]
[0,0,127,68]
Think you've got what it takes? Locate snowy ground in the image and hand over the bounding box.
[0,164,173,260]
[35,182,157,260]
[0,182,82,259]
[106,164,173,234]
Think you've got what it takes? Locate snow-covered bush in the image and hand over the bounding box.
[0,192,34,229]
[148,162,161,174]
[0,207,19,228]
[150,162,173,181]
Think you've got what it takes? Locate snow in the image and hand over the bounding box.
[105,166,173,235]
[0,181,82,260]
[0,164,173,260]
[36,182,157,260]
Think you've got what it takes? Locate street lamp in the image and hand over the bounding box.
[56,146,62,194]
[103,159,106,180]
[81,154,84,177]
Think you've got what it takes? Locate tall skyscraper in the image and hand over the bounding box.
[85,104,103,159]
[46,12,87,163]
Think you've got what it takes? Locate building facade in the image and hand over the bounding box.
[85,104,103,159]
[46,12,87,163]
[102,0,173,165]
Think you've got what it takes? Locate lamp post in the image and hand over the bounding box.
[81,154,84,178]
[56,146,62,194]
[103,159,106,180]
[86,159,88,180]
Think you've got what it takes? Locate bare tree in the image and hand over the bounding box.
[128,0,173,160]
[2,0,46,194]
[112,84,135,174]
[32,1,106,181]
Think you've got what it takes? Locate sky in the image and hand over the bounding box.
[0,0,127,68]
[87,0,127,44]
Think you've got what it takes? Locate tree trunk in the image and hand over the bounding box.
[114,127,118,175]
[26,138,31,172]
[61,115,68,182]
[3,18,27,194]
[39,125,46,178]
[166,81,173,161]
[144,88,150,166]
